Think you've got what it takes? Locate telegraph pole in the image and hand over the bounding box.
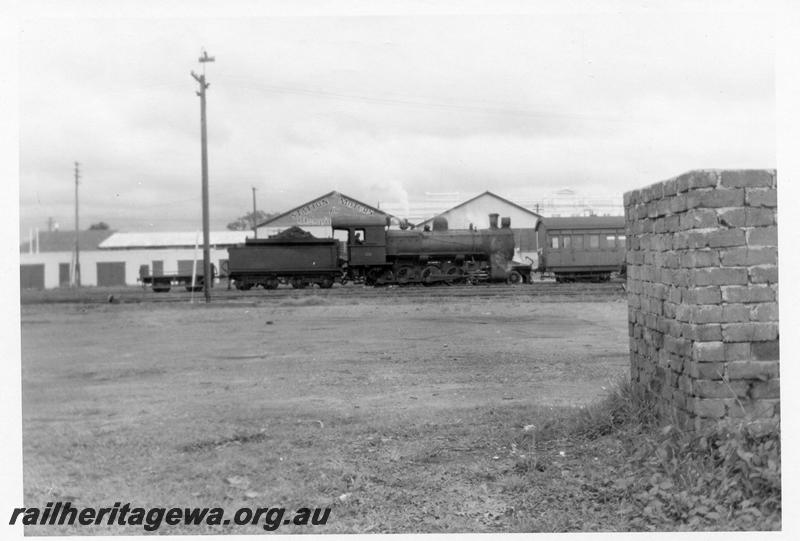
[74,162,81,287]
[192,50,214,303]
[252,187,258,239]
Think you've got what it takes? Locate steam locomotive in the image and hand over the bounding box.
[226,213,532,289]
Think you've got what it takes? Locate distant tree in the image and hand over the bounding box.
[89,222,110,230]
[226,210,277,231]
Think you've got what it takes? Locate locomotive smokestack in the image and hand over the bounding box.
[501,217,511,229]
[489,213,499,229]
[432,216,448,231]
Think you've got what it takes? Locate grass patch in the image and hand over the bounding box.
[22,378,780,533]
[504,380,782,531]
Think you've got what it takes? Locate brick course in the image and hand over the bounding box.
[625,169,779,430]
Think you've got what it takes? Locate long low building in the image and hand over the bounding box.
[20,230,248,289]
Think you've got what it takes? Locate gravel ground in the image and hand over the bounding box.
[20,288,630,534]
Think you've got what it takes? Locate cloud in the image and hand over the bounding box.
[17,8,775,236]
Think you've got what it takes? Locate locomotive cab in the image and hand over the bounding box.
[331,215,390,267]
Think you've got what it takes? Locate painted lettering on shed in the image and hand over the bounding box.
[290,199,330,220]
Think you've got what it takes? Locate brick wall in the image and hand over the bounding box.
[624,170,778,430]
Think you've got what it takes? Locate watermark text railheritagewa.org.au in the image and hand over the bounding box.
[9,502,331,531]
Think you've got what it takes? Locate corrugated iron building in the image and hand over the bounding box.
[19,230,247,289]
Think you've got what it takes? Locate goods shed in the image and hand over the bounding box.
[255,191,394,239]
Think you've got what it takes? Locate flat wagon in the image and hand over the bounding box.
[138,264,215,293]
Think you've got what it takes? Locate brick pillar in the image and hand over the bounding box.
[624,170,778,430]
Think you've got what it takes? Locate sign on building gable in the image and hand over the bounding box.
[267,191,384,227]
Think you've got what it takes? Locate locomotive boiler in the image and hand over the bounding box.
[332,213,524,285]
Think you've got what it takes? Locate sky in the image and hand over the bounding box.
[14,0,778,236]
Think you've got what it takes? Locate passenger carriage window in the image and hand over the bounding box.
[573,235,584,250]
[550,235,559,249]
[589,235,600,249]
[562,235,571,249]
[617,234,626,247]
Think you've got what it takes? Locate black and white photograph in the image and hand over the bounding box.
[4,0,795,536]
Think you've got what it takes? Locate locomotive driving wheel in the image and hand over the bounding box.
[365,268,382,286]
[420,265,441,286]
[441,264,462,285]
[380,269,395,285]
[396,265,416,285]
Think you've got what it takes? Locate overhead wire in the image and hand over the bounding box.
[222,78,624,123]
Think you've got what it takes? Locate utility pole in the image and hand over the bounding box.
[192,50,215,303]
[74,162,81,287]
[252,186,258,239]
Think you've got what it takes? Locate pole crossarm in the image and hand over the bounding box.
[190,71,209,88]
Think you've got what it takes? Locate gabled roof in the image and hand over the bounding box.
[98,231,249,249]
[416,191,543,227]
[258,190,393,228]
[542,216,626,230]
[20,229,115,253]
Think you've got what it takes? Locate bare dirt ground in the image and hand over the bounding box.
[20,288,629,534]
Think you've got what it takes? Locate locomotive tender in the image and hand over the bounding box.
[227,227,340,290]
[227,213,530,289]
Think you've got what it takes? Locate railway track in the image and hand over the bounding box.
[21,281,627,305]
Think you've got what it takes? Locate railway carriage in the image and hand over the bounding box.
[537,216,626,282]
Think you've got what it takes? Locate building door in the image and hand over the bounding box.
[20,264,45,289]
[518,228,539,252]
[96,262,126,286]
[152,260,164,276]
[177,260,196,276]
[59,263,71,286]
